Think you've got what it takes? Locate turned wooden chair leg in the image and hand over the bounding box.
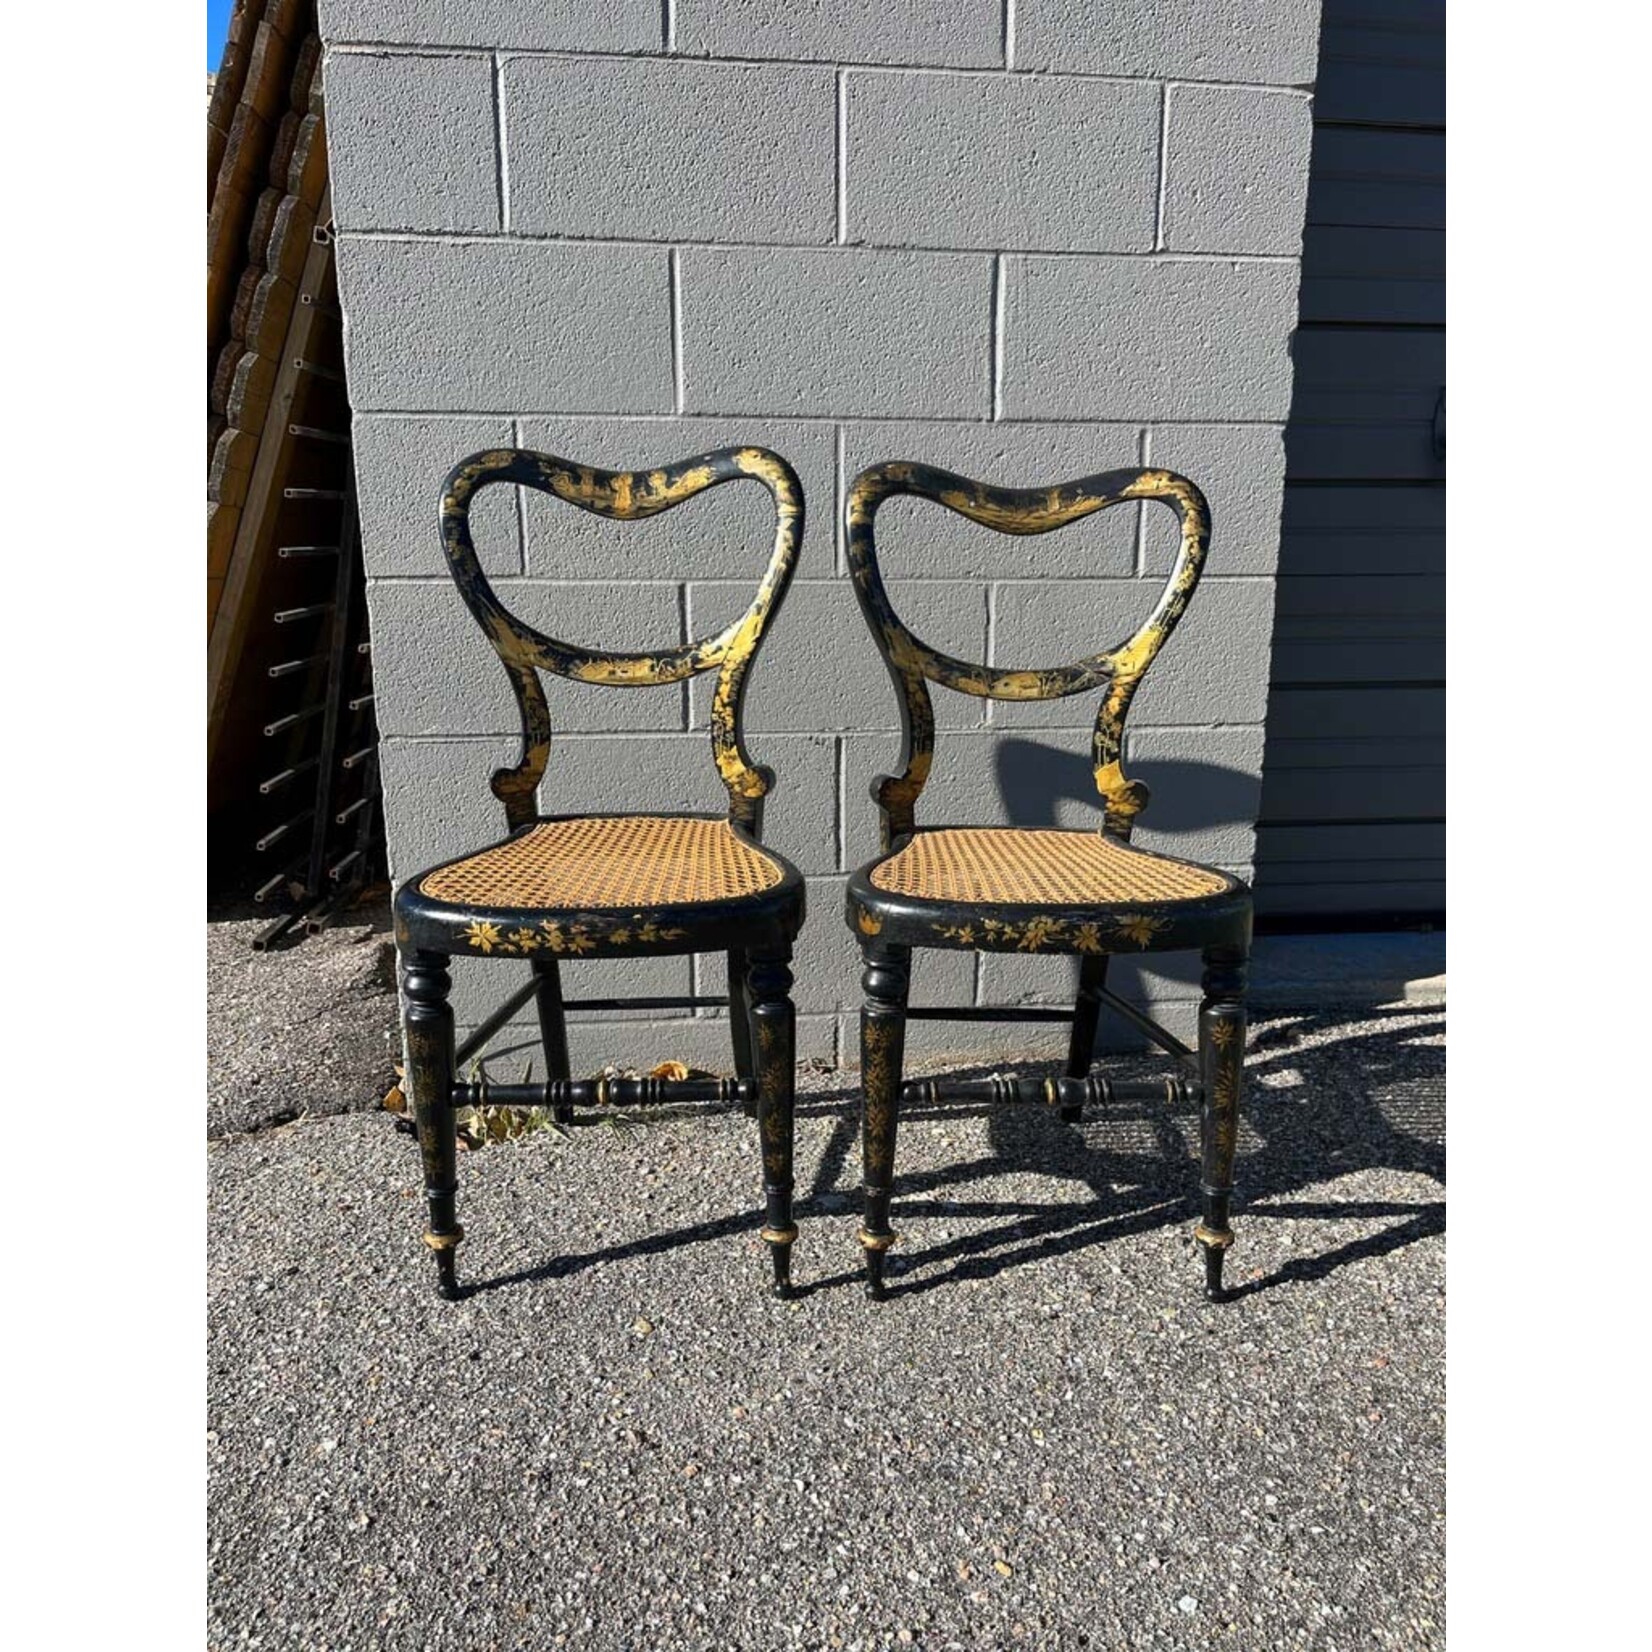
[403,948,462,1301]
[727,948,758,1117]
[531,955,572,1083]
[1196,944,1248,1302]
[1062,953,1109,1120]
[859,942,910,1300]
[746,948,797,1298]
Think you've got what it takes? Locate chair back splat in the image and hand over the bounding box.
[440,446,804,836]
[844,461,1210,847]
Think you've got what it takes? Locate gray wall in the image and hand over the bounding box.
[321,1,1321,1065]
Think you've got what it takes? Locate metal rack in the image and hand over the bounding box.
[250,460,382,949]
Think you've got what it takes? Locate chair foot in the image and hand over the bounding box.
[423,1224,464,1301]
[763,1225,797,1299]
[1195,1222,1233,1303]
[860,1230,896,1300]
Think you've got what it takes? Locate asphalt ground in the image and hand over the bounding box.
[208,913,1443,1652]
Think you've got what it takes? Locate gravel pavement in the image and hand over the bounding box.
[207,901,398,1138]
[208,928,1444,1652]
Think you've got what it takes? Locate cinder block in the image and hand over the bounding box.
[354,416,520,577]
[687,579,986,732]
[377,735,519,882]
[747,734,839,877]
[335,238,673,413]
[379,730,834,880]
[981,948,1213,1006]
[845,72,1157,252]
[504,57,834,244]
[318,1,660,52]
[535,732,733,824]
[1124,726,1264,867]
[517,417,835,581]
[978,950,1207,1053]
[324,51,498,233]
[837,995,1220,1060]
[563,1013,837,1074]
[675,2,1002,68]
[838,724,1262,875]
[835,1012,1070,1069]
[366,580,687,737]
[1013,0,1323,86]
[541,732,837,876]
[447,951,694,1035]
[989,577,1276,727]
[1163,86,1314,256]
[840,728,1114,869]
[842,421,1143,580]
[679,248,991,419]
[784,875,975,1013]
[1141,425,1287,577]
[1000,256,1301,421]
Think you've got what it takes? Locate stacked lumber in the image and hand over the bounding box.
[207,0,325,635]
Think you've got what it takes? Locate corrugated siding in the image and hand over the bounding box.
[1255,0,1445,921]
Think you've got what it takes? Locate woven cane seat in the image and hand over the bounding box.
[419,815,785,910]
[869,828,1230,906]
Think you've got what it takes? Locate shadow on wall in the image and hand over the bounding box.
[994,736,1258,847]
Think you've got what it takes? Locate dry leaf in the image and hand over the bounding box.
[382,1064,407,1114]
[993,1561,1013,1578]
[649,1060,690,1082]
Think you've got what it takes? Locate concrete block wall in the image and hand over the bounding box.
[321,1,1321,1064]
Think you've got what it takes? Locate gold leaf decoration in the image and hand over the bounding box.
[464,920,503,954]
[1115,914,1168,948]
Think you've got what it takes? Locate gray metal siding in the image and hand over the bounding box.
[1255,0,1445,921]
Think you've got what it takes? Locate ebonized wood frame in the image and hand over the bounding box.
[841,460,1251,1303]
[394,446,806,1303]
[443,445,802,835]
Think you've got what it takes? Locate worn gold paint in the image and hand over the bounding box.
[453,911,676,957]
[464,920,503,953]
[845,461,1211,844]
[440,446,803,828]
[422,1228,464,1251]
[761,1225,800,1246]
[860,1011,902,1153]
[856,910,883,935]
[856,1230,899,1251]
[1192,1223,1234,1251]
[910,910,1175,953]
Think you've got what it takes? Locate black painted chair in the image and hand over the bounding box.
[395,447,806,1301]
[841,461,1253,1301]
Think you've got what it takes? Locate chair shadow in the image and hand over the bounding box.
[992,736,1262,844]
[461,1003,1445,1304]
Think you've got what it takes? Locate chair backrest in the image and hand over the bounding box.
[845,461,1211,847]
[439,446,803,833]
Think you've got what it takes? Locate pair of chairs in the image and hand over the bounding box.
[394,446,1250,1306]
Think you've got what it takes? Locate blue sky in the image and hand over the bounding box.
[208,1,233,72]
